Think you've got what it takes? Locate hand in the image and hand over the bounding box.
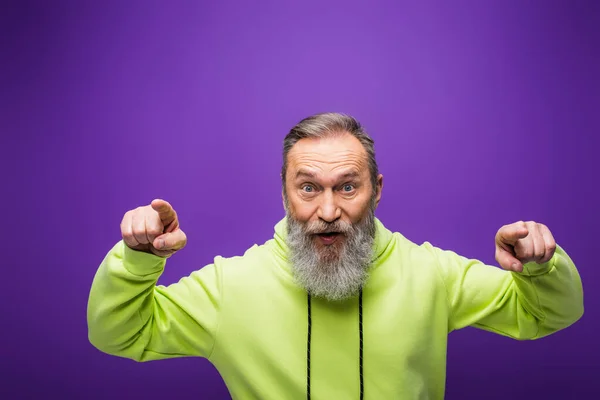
[495,221,556,273]
[120,199,187,258]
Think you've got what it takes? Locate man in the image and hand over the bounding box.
[87,113,584,399]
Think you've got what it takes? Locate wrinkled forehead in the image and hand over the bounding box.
[286,133,369,177]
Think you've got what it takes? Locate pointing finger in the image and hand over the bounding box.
[496,221,529,246]
[151,199,177,226]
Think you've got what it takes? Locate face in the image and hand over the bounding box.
[282,132,383,300]
[284,132,382,247]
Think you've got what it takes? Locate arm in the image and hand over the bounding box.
[429,241,584,340]
[87,240,221,361]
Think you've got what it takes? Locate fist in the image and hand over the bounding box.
[495,221,556,273]
[120,199,187,258]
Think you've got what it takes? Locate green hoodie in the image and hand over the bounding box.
[87,218,583,399]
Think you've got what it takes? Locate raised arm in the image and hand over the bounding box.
[430,221,584,339]
[87,199,221,361]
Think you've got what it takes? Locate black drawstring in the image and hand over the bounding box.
[307,293,312,400]
[307,289,364,399]
[359,289,364,400]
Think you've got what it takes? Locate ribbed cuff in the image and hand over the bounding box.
[120,240,166,276]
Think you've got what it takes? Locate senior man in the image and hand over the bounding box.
[88,112,584,399]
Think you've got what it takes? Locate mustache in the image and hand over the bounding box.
[302,220,354,235]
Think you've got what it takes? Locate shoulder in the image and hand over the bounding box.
[375,220,442,265]
[211,239,280,276]
[372,221,444,278]
[374,223,469,287]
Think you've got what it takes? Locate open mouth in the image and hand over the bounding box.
[315,232,342,244]
[319,232,340,237]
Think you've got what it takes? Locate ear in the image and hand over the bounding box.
[374,174,383,207]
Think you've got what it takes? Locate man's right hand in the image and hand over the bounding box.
[120,199,187,258]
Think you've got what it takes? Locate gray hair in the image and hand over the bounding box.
[281,113,379,193]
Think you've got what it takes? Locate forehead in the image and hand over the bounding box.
[287,132,369,178]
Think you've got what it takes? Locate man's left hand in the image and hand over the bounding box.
[495,221,557,273]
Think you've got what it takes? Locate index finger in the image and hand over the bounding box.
[496,221,529,246]
[151,199,177,225]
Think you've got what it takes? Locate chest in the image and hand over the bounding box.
[214,267,449,398]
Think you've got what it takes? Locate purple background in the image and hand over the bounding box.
[2,0,598,398]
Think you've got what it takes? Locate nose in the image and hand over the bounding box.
[317,190,341,223]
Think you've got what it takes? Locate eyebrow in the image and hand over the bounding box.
[294,169,360,180]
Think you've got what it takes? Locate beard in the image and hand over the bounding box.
[285,198,377,302]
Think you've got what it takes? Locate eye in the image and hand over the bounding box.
[302,185,314,193]
[342,184,355,192]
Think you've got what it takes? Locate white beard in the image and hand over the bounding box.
[285,206,376,301]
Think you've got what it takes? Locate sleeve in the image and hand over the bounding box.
[427,243,584,340]
[87,240,222,361]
